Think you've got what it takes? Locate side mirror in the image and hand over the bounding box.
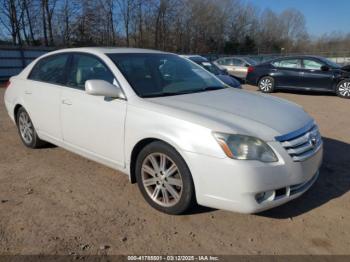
[245,63,250,67]
[321,65,330,71]
[85,80,125,99]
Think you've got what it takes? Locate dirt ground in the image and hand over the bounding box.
[0,85,349,255]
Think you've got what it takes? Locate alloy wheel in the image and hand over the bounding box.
[259,78,273,92]
[141,153,183,207]
[338,81,350,97]
[18,111,34,145]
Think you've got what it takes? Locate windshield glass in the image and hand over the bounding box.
[107,53,227,98]
[318,57,341,68]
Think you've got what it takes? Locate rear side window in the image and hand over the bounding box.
[272,59,301,69]
[29,54,69,85]
[67,54,115,90]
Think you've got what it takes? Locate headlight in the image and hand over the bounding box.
[213,133,278,162]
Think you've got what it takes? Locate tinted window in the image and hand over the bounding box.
[303,59,323,70]
[108,53,226,98]
[67,54,115,90]
[29,54,69,84]
[273,59,301,69]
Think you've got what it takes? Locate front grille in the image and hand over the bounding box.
[275,121,322,162]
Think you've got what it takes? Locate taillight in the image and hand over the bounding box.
[247,66,254,73]
[4,80,11,88]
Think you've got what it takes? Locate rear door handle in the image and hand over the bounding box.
[24,90,32,95]
[62,99,72,105]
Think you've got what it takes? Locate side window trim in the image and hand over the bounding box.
[28,52,124,98]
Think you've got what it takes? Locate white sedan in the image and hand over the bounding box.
[4,48,323,215]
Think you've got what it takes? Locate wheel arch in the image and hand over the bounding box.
[14,104,24,123]
[129,137,190,184]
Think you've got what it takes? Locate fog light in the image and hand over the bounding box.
[255,190,275,203]
[255,192,266,203]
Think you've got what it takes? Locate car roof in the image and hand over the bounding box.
[271,55,326,61]
[46,47,167,56]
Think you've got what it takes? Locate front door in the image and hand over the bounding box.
[301,59,334,90]
[60,53,127,167]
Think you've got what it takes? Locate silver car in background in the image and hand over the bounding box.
[214,56,257,79]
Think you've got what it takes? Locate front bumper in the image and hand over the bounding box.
[183,142,323,214]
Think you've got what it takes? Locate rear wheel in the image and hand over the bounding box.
[135,141,195,215]
[336,80,350,98]
[16,107,46,148]
[258,76,275,93]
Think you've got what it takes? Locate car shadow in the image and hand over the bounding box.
[275,89,336,97]
[184,205,217,215]
[258,137,350,218]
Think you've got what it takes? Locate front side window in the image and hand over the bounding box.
[67,54,115,90]
[303,59,323,70]
[29,54,69,85]
[108,53,227,98]
[273,59,301,69]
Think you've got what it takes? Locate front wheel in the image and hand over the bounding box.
[135,141,196,215]
[336,80,350,98]
[258,76,275,93]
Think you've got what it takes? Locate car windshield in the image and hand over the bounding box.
[318,57,341,69]
[107,53,227,98]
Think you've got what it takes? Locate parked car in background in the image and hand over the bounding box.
[181,55,241,88]
[246,56,350,98]
[4,48,322,215]
[213,56,257,79]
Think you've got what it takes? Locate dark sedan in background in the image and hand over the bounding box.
[181,55,241,88]
[246,56,350,98]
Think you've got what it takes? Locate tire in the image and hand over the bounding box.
[258,76,275,93]
[135,141,196,215]
[336,80,350,98]
[16,107,47,148]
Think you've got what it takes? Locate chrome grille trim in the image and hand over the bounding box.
[275,122,322,162]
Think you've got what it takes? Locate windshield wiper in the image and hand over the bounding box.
[142,86,227,98]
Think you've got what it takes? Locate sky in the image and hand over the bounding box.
[247,0,350,37]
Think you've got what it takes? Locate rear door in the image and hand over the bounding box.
[60,53,127,166]
[271,59,304,88]
[230,58,248,79]
[26,53,70,140]
[301,58,334,90]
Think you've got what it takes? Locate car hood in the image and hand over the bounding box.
[147,88,312,141]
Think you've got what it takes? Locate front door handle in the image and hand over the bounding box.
[299,72,305,75]
[62,99,72,105]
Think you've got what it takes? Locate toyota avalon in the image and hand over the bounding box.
[4,48,323,215]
